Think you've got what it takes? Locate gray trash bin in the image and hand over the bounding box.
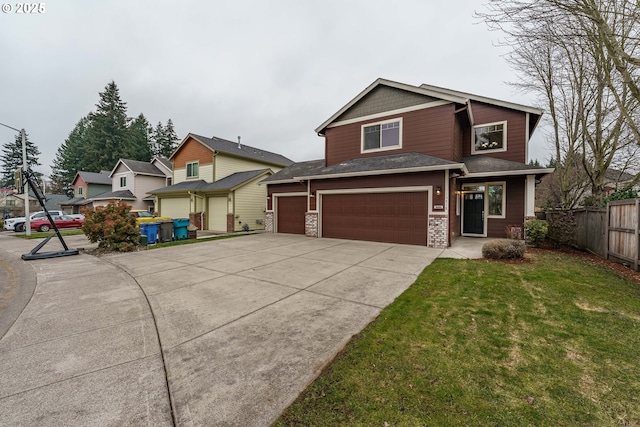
[158,220,174,243]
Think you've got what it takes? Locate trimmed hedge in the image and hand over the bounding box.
[482,239,526,259]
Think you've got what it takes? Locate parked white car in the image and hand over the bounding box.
[3,211,84,232]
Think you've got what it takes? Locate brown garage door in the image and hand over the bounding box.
[277,196,307,234]
[322,192,428,245]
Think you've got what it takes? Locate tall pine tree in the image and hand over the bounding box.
[49,116,91,196]
[152,119,179,158]
[84,81,131,172]
[126,114,153,161]
[0,131,41,189]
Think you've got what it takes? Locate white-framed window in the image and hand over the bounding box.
[472,121,507,154]
[487,182,506,218]
[120,176,127,187]
[78,187,83,195]
[361,118,402,153]
[186,161,199,178]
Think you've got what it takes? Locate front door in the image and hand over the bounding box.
[463,193,484,235]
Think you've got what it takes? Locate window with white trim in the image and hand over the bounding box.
[120,176,126,187]
[472,121,507,154]
[487,182,505,217]
[362,118,402,153]
[186,161,199,178]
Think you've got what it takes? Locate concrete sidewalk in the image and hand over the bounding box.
[0,232,485,426]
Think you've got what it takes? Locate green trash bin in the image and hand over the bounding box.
[173,218,190,240]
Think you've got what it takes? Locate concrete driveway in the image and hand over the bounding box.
[0,233,445,426]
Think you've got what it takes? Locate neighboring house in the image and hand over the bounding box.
[91,157,173,212]
[61,171,112,213]
[604,168,638,196]
[149,133,293,231]
[0,193,38,218]
[263,78,554,248]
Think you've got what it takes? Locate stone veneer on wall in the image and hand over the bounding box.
[305,212,318,237]
[428,215,448,249]
[265,211,274,233]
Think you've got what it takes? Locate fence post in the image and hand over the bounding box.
[605,203,610,261]
[636,199,639,272]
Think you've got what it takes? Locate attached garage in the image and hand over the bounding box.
[159,197,190,219]
[320,191,429,245]
[276,196,307,234]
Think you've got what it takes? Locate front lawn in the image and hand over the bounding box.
[275,252,640,426]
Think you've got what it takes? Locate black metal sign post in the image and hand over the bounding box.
[19,168,79,260]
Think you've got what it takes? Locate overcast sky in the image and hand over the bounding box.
[0,0,552,177]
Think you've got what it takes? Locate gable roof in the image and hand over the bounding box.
[262,153,467,184]
[149,169,271,194]
[316,78,544,135]
[170,133,294,167]
[110,158,167,178]
[74,171,112,185]
[90,190,136,201]
[462,156,554,178]
[152,156,172,171]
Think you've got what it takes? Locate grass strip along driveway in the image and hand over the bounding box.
[275,251,640,426]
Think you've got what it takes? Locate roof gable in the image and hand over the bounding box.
[170,133,294,167]
[316,78,544,134]
[73,171,112,186]
[110,158,167,177]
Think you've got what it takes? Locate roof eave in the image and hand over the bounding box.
[463,168,555,178]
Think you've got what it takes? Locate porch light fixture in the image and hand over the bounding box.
[435,186,442,196]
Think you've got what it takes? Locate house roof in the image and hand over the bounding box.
[75,171,112,185]
[149,169,271,194]
[90,190,136,201]
[61,197,94,206]
[315,78,544,135]
[153,156,172,170]
[170,133,294,167]
[605,168,635,182]
[462,156,554,178]
[262,153,467,184]
[110,159,167,178]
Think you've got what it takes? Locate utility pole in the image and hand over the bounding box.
[21,129,30,237]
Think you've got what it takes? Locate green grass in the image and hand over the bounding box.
[19,229,85,239]
[275,252,640,427]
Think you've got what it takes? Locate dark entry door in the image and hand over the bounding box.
[463,193,484,235]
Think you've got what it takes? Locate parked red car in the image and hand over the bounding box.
[30,215,85,232]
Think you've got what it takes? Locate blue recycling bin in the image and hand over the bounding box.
[173,218,190,240]
[139,222,159,244]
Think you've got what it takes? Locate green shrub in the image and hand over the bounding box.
[482,239,526,259]
[524,219,548,247]
[82,201,140,252]
[547,211,577,247]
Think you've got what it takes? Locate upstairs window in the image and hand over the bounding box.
[362,118,402,153]
[78,187,83,195]
[120,176,127,187]
[186,161,199,178]
[472,121,507,154]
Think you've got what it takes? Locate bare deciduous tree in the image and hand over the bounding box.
[477,0,640,207]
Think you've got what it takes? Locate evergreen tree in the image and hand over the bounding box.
[161,119,179,158]
[152,119,179,158]
[49,116,91,196]
[84,81,130,172]
[126,113,153,161]
[0,131,41,189]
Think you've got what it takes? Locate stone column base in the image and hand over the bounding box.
[305,212,318,237]
[428,215,448,249]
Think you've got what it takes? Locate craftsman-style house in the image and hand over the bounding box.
[149,133,293,232]
[263,78,553,248]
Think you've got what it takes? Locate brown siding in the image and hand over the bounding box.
[325,104,456,166]
[310,172,447,210]
[173,137,214,168]
[462,101,528,163]
[449,176,460,239]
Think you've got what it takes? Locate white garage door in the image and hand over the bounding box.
[159,197,190,219]
[208,196,228,232]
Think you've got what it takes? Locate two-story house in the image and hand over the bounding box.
[263,78,553,248]
[90,157,173,212]
[62,171,112,213]
[149,133,293,232]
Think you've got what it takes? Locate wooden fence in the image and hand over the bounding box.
[545,199,640,271]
